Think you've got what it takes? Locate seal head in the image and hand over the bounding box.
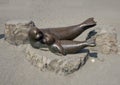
[28,28,43,41]
[28,28,45,49]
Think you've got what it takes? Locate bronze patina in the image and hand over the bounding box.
[28,18,96,55]
[42,33,96,55]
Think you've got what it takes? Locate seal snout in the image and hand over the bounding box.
[29,28,43,41]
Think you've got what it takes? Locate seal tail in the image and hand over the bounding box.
[80,17,97,29]
[85,37,96,47]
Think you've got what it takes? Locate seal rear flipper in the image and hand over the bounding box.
[86,37,96,47]
[80,17,97,29]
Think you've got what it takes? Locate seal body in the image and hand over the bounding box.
[48,38,95,55]
[40,17,96,40]
[28,18,96,49]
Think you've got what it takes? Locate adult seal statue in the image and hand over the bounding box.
[28,18,96,49]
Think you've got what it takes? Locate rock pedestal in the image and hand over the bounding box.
[5,20,35,45]
[25,45,89,75]
[118,44,120,55]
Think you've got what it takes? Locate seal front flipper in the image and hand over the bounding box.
[55,40,66,55]
[48,40,66,56]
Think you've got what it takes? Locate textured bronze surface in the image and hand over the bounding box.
[40,33,96,55]
[28,18,96,49]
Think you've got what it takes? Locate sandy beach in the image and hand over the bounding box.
[0,0,120,85]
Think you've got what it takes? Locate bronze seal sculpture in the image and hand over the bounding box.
[42,33,96,55]
[28,18,96,55]
[28,18,96,48]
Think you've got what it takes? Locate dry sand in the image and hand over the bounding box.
[0,0,120,85]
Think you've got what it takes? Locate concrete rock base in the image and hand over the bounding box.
[25,45,89,75]
[5,20,35,45]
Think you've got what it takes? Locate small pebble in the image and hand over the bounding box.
[91,58,95,63]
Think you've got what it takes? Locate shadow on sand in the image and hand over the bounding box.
[0,34,4,39]
[67,49,98,58]
[89,52,98,58]
[79,49,98,58]
[86,30,97,40]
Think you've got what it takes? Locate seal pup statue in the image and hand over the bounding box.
[40,33,96,55]
[28,18,96,48]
